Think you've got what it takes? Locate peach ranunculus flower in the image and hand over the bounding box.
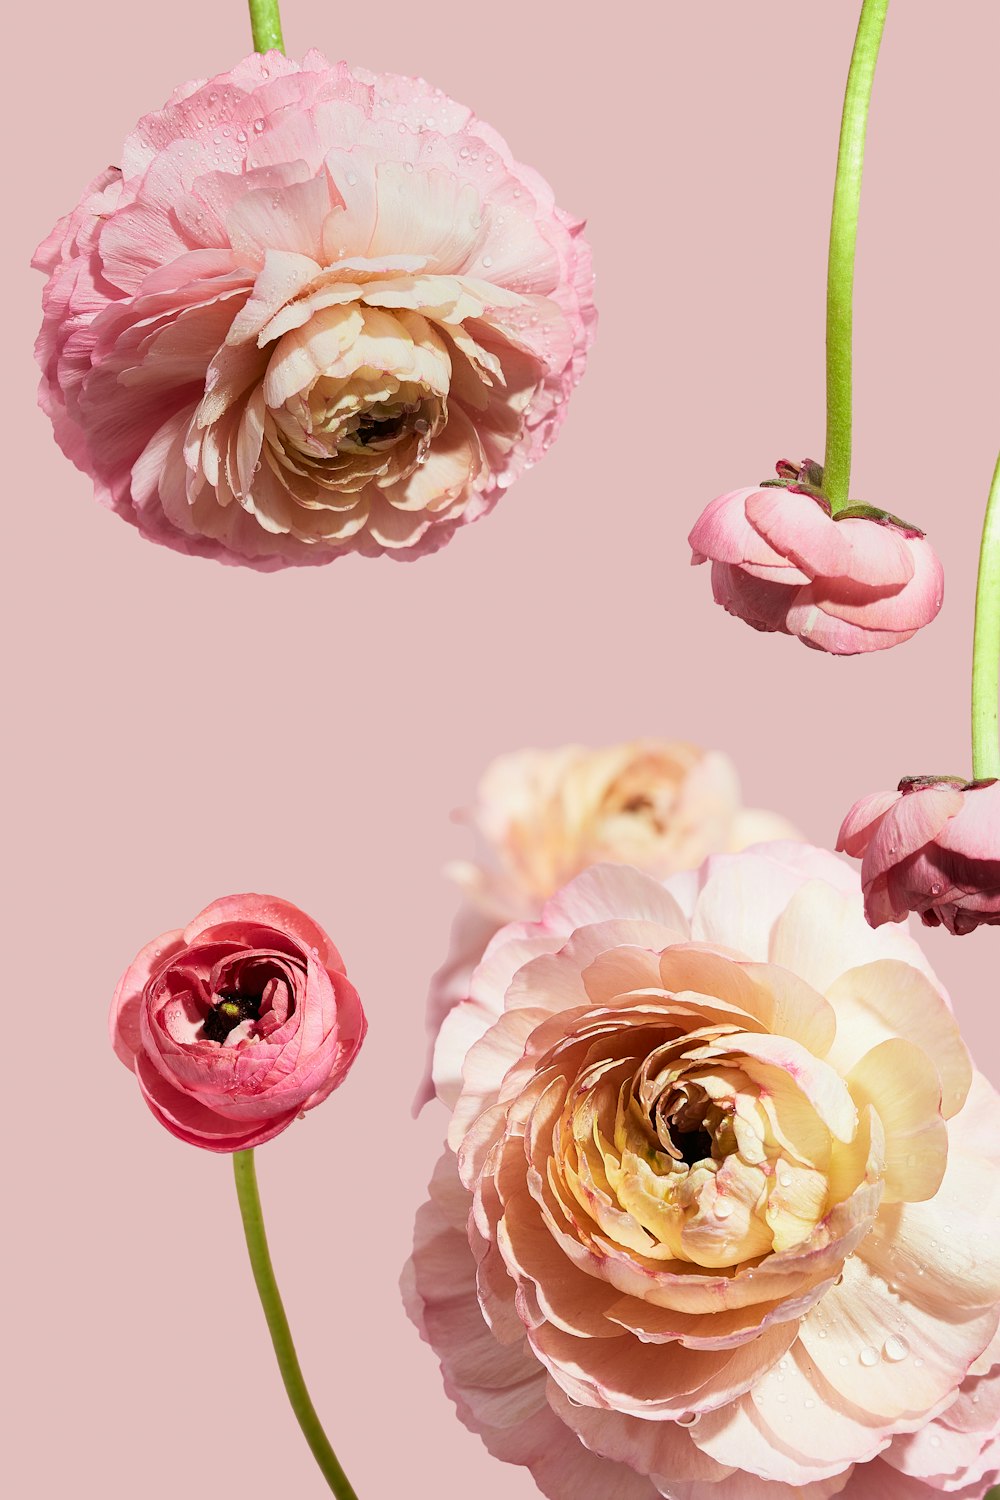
[404,844,1000,1499]
[34,51,594,569]
[417,741,798,1107]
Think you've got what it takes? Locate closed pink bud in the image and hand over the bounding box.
[110,894,366,1149]
[689,477,944,654]
[838,778,1000,933]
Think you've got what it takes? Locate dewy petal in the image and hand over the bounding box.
[837,792,904,859]
[799,1256,999,1424]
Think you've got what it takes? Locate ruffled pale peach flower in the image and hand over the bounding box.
[417,742,798,1107]
[34,51,594,568]
[405,844,1000,1499]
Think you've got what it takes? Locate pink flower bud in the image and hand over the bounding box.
[838,778,1000,933]
[689,474,944,654]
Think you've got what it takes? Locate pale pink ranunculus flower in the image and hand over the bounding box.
[34,51,594,569]
[416,741,799,1109]
[838,777,1000,935]
[111,894,366,1149]
[404,844,1000,1499]
[688,471,943,654]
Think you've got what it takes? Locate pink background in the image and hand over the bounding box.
[6,1,1000,1494]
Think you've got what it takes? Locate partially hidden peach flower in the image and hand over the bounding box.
[404,844,1000,1499]
[34,51,594,569]
[111,894,365,1150]
[688,465,943,654]
[838,777,1000,934]
[417,741,798,1108]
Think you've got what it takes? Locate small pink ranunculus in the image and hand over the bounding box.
[34,51,594,569]
[111,894,366,1150]
[838,777,1000,934]
[405,844,1000,1499]
[688,466,943,654]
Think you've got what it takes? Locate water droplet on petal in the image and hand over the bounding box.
[676,1411,699,1427]
[883,1337,909,1363]
[859,1347,879,1367]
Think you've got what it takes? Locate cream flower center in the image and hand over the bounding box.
[551,1023,835,1272]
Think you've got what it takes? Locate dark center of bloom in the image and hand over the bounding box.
[674,1123,715,1167]
[354,410,409,446]
[201,988,262,1044]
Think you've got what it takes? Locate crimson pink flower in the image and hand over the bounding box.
[111,894,365,1150]
[34,51,594,569]
[838,777,1000,934]
[405,845,1000,1499]
[688,465,943,654]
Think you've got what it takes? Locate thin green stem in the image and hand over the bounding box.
[233,1150,358,1499]
[248,0,285,53]
[823,0,890,512]
[972,451,1000,781]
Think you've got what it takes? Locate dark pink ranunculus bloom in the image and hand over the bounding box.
[838,777,1000,934]
[111,894,366,1149]
[688,471,943,654]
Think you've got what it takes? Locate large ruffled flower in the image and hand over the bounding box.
[417,741,797,1109]
[405,844,1000,1499]
[838,777,1000,934]
[34,51,594,568]
[688,471,943,654]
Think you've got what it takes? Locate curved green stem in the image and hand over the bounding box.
[972,451,1000,781]
[248,0,285,53]
[233,1150,358,1499]
[823,0,890,512]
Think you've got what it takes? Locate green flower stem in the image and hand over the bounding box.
[248,0,285,53]
[823,0,890,512]
[972,451,1000,781]
[233,1150,358,1499]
